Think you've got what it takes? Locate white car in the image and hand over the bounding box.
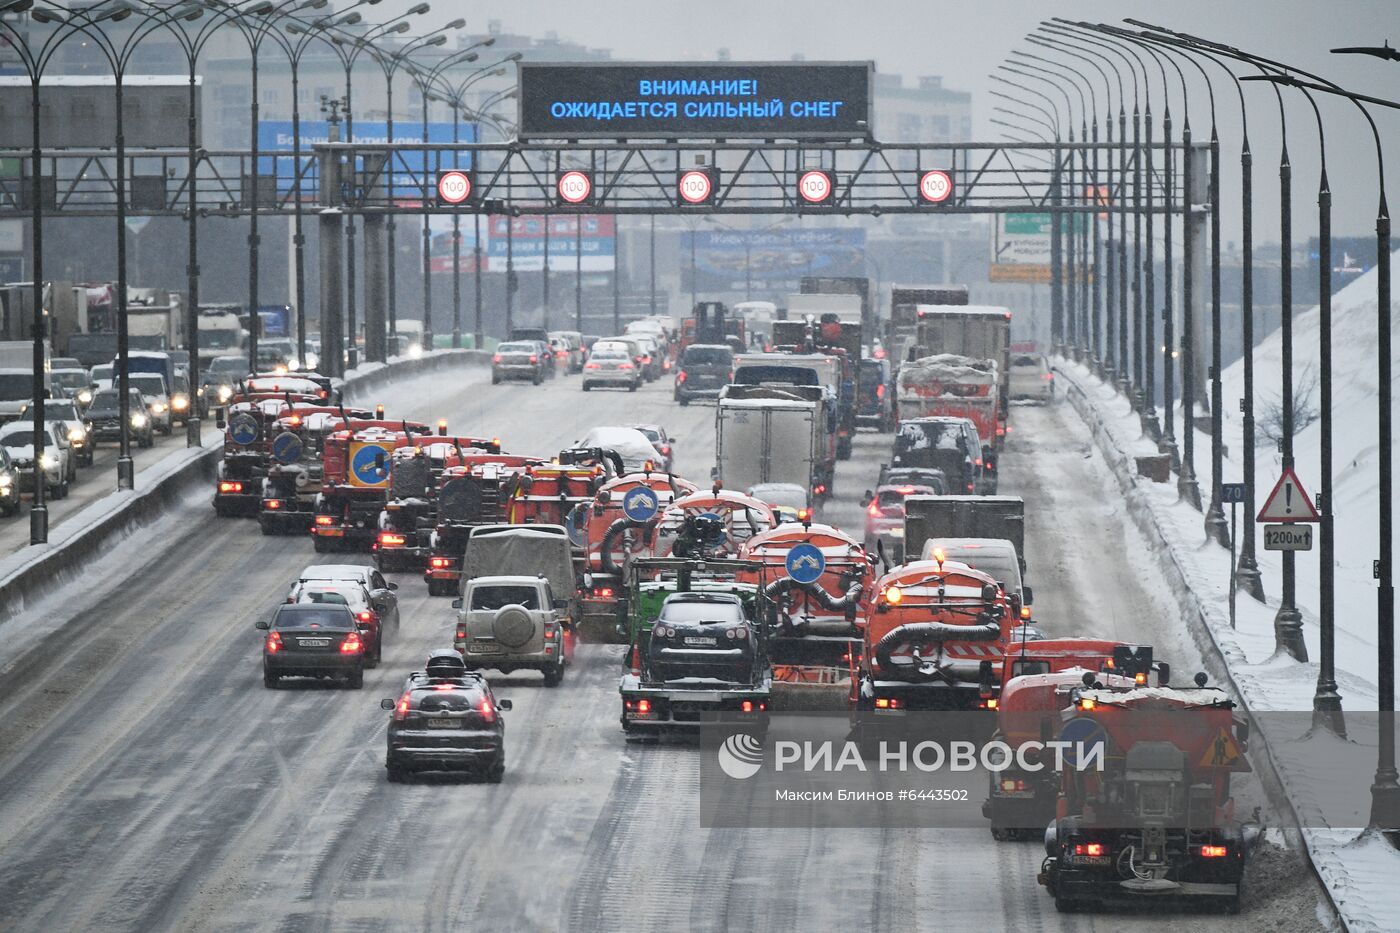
[574,426,666,474]
[127,373,174,435]
[746,482,811,524]
[1009,353,1054,402]
[0,420,71,498]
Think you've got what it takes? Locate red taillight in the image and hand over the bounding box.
[1200,845,1228,858]
[813,484,826,496]
[219,481,243,494]
[595,586,615,598]
[394,693,411,720]
[1074,843,1105,857]
[676,370,687,384]
[999,778,1026,792]
[876,383,886,399]
[641,355,651,364]
[741,700,754,713]
[265,499,281,510]
[967,483,975,492]
[341,632,363,653]
[430,557,451,569]
[357,611,373,623]
[637,699,651,714]
[265,631,282,653]
[660,445,671,456]
[379,532,406,547]
[585,362,601,370]
[315,514,334,526]
[874,697,901,709]
[479,697,496,723]
[867,502,882,517]
[1042,373,1054,381]
[975,458,983,467]
[493,354,503,363]
[529,355,539,364]
[619,362,634,370]
[556,350,567,359]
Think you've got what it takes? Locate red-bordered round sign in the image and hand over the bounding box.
[557,170,592,204]
[436,170,472,204]
[918,169,953,204]
[798,170,834,204]
[678,169,714,205]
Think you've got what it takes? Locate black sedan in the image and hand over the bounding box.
[257,604,365,689]
[381,677,512,783]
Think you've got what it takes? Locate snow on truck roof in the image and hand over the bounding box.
[914,304,1012,318]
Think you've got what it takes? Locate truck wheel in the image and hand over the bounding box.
[542,662,564,688]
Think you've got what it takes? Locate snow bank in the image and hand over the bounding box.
[1059,360,1398,933]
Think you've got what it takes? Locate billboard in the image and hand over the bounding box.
[518,62,872,140]
[257,120,474,198]
[486,215,615,273]
[429,215,486,275]
[990,212,1051,284]
[685,227,866,295]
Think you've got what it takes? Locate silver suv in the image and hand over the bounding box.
[453,575,567,687]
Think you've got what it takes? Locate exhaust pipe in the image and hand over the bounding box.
[763,576,866,633]
[600,516,656,575]
[874,619,1000,683]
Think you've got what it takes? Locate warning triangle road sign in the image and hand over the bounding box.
[1198,725,1249,771]
[1257,468,1320,523]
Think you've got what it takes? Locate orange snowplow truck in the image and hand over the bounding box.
[373,433,503,573]
[741,520,872,669]
[984,642,1169,840]
[579,470,699,642]
[1039,669,1255,914]
[505,447,624,529]
[258,405,374,534]
[854,555,1014,717]
[214,393,320,517]
[423,453,542,596]
[312,418,433,552]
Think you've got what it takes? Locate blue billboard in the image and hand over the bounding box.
[686,227,866,294]
[257,120,475,199]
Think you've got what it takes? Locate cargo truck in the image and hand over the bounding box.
[887,284,968,362]
[715,383,835,501]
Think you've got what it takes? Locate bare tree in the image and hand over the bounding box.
[1257,363,1320,446]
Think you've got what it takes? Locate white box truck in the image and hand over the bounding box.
[715,383,834,499]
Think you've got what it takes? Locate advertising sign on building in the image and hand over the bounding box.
[486,215,616,273]
[257,120,474,198]
[686,227,866,294]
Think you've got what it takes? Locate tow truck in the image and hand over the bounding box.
[422,452,542,596]
[1039,666,1256,913]
[257,406,373,534]
[373,431,503,573]
[618,547,773,737]
[579,469,698,642]
[312,417,433,552]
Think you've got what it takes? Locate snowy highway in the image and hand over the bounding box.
[0,367,1329,930]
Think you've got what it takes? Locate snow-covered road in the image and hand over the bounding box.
[0,368,1331,930]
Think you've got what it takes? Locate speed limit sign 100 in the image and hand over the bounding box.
[919,169,953,204]
[798,170,834,204]
[557,170,593,205]
[678,169,715,205]
[437,170,472,204]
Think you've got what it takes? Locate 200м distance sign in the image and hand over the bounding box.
[518,62,873,140]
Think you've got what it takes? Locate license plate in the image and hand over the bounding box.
[299,638,330,647]
[684,637,717,646]
[471,643,502,653]
[427,718,460,729]
[319,528,344,537]
[889,527,905,538]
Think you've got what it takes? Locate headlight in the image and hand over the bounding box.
[303,352,319,370]
[40,453,57,470]
[68,428,85,443]
[132,413,149,428]
[217,386,232,403]
[0,475,10,489]
[172,395,189,410]
[152,402,168,413]
[273,364,289,375]
[77,389,92,404]
[286,358,300,371]
[408,344,424,359]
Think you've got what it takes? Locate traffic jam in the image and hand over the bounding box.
[212,286,1250,914]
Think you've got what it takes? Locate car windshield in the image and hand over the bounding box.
[1012,355,1042,368]
[129,375,166,396]
[0,374,30,401]
[590,348,628,360]
[498,343,536,353]
[0,431,31,449]
[681,347,732,366]
[51,371,89,392]
[471,584,540,610]
[876,490,911,513]
[859,359,884,379]
[897,422,966,452]
[634,427,661,443]
[210,357,247,375]
[202,329,241,348]
[944,548,1020,591]
[274,607,354,630]
[661,598,745,624]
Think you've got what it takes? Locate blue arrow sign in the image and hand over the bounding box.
[785,542,826,584]
[228,412,259,446]
[622,486,660,523]
[1058,716,1107,766]
[351,443,389,486]
[271,431,304,465]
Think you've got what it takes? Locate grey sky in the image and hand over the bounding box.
[382,0,1400,245]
